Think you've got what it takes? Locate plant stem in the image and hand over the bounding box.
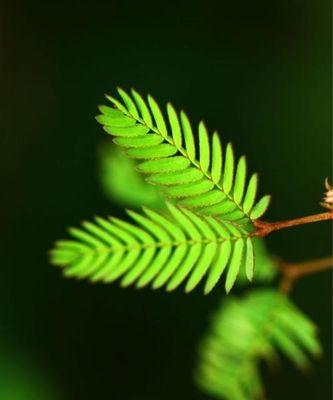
[253,212,333,237]
[278,256,333,293]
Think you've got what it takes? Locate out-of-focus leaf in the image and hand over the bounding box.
[195,289,322,400]
[0,346,65,400]
[98,143,164,210]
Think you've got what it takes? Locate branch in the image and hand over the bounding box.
[278,256,333,293]
[252,212,333,238]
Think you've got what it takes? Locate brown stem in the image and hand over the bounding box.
[252,212,333,237]
[278,256,333,294]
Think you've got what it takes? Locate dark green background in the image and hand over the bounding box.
[1,0,332,399]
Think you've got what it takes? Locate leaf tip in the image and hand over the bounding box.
[225,284,232,294]
[104,93,113,102]
[198,120,206,129]
[203,285,212,295]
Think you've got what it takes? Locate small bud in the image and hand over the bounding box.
[321,178,333,211]
[324,177,332,191]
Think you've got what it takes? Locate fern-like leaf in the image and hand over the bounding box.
[98,144,278,287]
[196,289,322,400]
[96,88,271,224]
[50,203,255,293]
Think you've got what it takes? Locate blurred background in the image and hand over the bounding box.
[1,0,331,399]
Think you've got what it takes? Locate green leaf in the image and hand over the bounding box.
[196,289,322,400]
[236,238,277,285]
[137,156,190,173]
[105,94,128,114]
[98,105,124,118]
[166,244,202,291]
[98,145,164,209]
[97,216,136,245]
[250,195,271,220]
[233,156,247,205]
[126,144,177,159]
[180,190,226,208]
[113,134,163,148]
[167,103,182,147]
[68,227,102,247]
[185,242,217,292]
[143,206,185,241]
[181,111,196,162]
[136,247,172,288]
[199,121,210,173]
[243,174,258,214]
[211,132,223,184]
[147,168,203,186]
[206,217,231,240]
[245,237,254,281]
[222,143,234,195]
[204,241,232,294]
[127,210,170,242]
[104,125,150,137]
[271,326,309,369]
[97,89,271,223]
[148,95,168,137]
[163,180,214,198]
[117,87,139,118]
[152,245,187,289]
[96,114,136,127]
[166,204,201,240]
[182,209,215,240]
[225,239,244,293]
[50,204,254,293]
[121,247,155,287]
[131,89,153,127]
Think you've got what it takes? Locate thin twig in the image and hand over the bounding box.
[278,256,333,294]
[252,212,333,238]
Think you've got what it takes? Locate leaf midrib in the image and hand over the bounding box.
[72,235,245,258]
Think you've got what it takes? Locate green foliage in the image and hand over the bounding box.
[51,88,276,292]
[96,88,271,224]
[196,289,322,400]
[99,143,164,209]
[50,86,325,399]
[50,203,256,293]
[236,238,277,285]
[97,144,278,288]
[0,346,65,400]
